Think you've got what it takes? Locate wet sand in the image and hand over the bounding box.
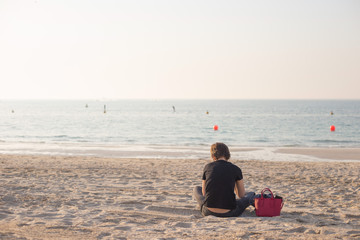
[0,151,359,239]
[275,148,360,161]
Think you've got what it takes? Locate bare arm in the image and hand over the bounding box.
[235,179,246,198]
[202,180,206,196]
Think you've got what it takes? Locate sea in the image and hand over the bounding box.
[1,100,359,161]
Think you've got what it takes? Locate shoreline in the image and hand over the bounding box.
[275,147,360,161]
[1,142,360,162]
[1,154,359,239]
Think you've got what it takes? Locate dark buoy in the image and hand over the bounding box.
[172,106,176,112]
[330,111,334,115]
[85,104,88,108]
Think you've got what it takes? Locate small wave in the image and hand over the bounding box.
[250,139,268,143]
[282,144,304,147]
[312,139,358,144]
[53,135,68,138]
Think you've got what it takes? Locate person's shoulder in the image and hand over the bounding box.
[205,161,216,167]
[228,161,241,169]
[203,161,214,169]
[225,160,236,165]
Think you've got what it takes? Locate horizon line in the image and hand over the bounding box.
[1,98,359,101]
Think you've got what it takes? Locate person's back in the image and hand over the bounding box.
[203,160,241,210]
[193,142,255,217]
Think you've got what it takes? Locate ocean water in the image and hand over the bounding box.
[1,100,360,160]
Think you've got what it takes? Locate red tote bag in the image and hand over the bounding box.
[254,188,284,217]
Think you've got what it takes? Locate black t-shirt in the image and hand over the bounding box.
[202,160,243,210]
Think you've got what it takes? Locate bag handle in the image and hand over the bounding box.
[260,188,274,199]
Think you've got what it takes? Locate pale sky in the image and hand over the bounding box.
[0,0,359,100]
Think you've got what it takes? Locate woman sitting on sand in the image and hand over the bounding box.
[193,142,255,217]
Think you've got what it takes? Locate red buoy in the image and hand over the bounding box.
[330,125,335,131]
[213,125,218,131]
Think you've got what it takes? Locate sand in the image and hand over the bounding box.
[275,148,360,161]
[0,151,359,239]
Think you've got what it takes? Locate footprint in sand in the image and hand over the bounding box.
[347,230,360,238]
[292,226,310,233]
[174,222,192,228]
[97,232,111,239]
[115,226,132,231]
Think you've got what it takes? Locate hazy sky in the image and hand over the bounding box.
[1,0,359,100]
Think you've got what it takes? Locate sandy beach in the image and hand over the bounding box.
[1,149,359,239]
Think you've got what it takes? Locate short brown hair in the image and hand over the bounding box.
[211,142,231,160]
